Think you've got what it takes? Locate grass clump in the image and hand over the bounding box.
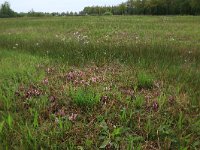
[134,95,145,109]
[137,71,154,89]
[69,87,101,107]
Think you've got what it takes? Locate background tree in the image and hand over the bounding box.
[82,0,200,15]
[0,1,16,18]
[190,0,200,15]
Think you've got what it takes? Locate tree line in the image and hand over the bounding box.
[82,0,200,15]
[1,0,200,18]
[0,1,79,18]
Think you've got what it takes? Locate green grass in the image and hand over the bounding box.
[137,71,154,89]
[0,16,200,149]
[69,86,101,107]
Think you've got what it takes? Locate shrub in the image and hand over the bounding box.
[103,12,113,16]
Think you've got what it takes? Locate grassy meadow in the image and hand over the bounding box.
[0,16,200,149]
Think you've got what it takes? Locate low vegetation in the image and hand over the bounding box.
[0,16,200,149]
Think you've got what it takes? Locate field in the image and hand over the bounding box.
[0,16,200,149]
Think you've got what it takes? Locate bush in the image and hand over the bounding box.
[103,12,113,16]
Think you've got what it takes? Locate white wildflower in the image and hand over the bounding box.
[84,41,89,44]
[61,38,66,41]
[55,117,59,123]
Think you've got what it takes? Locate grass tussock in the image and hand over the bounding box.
[69,87,101,107]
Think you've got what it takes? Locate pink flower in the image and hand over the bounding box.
[42,78,49,85]
[58,109,65,116]
[68,113,78,121]
[91,77,97,83]
[152,101,159,112]
[66,72,75,81]
[49,95,56,102]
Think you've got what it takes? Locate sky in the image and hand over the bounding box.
[0,0,126,13]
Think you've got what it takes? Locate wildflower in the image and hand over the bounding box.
[101,96,109,104]
[104,87,110,91]
[13,47,16,49]
[91,77,97,83]
[74,80,79,85]
[46,67,54,74]
[80,80,86,84]
[170,37,175,41]
[68,113,78,121]
[15,44,18,46]
[15,91,21,97]
[24,86,41,99]
[78,71,84,77]
[85,82,90,86]
[42,78,49,85]
[152,101,159,112]
[36,43,39,46]
[168,96,175,105]
[61,38,65,41]
[66,71,75,81]
[55,117,59,123]
[82,36,88,39]
[58,109,65,116]
[49,95,56,102]
[84,41,89,44]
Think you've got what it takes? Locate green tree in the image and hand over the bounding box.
[0,1,16,18]
[119,3,127,15]
[82,0,200,15]
[190,0,200,15]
